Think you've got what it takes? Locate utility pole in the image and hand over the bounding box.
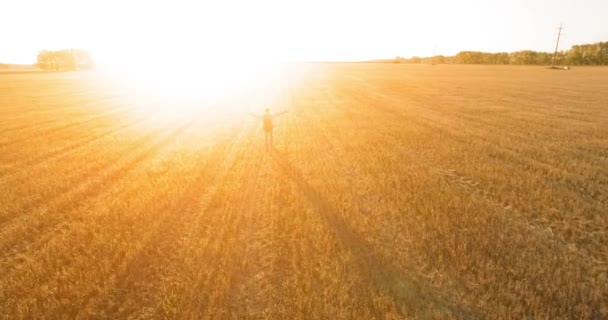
[552,24,563,67]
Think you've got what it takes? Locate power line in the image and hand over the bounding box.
[552,24,564,67]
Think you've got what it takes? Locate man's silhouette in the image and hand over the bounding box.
[251,108,287,152]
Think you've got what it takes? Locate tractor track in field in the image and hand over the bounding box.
[224,81,299,317]
[86,124,253,318]
[0,122,231,317]
[0,118,63,135]
[288,96,479,319]
[0,121,195,267]
[288,73,605,317]
[116,137,261,319]
[0,120,160,187]
[0,105,135,148]
[0,118,144,177]
[188,139,264,318]
[334,81,607,311]
[75,125,250,319]
[343,80,608,207]
[0,90,130,118]
[0,120,191,223]
[344,76,608,170]
[328,78,607,316]
[336,81,600,249]
[1,66,606,319]
[225,151,282,317]
[321,81,598,316]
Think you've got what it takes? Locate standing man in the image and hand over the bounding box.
[252,108,288,152]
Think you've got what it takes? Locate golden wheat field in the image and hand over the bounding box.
[0,64,607,319]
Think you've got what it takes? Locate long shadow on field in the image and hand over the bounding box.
[271,151,479,319]
[92,133,243,318]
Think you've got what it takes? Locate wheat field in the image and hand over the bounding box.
[1,64,607,319]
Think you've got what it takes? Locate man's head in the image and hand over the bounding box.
[265,108,270,113]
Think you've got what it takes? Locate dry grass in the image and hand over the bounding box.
[0,65,607,319]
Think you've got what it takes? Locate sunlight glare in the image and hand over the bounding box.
[102,59,287,126]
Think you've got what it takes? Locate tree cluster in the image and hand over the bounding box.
[394,41,608,66]
[36,49,95,71]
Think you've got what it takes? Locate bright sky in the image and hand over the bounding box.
[1,0,607,65]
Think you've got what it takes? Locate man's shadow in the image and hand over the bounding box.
[270,150,477,319]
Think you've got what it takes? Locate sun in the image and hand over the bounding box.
[99,52,287,126]
[87,1,295,127]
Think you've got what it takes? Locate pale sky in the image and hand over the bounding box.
[1,0,607,65]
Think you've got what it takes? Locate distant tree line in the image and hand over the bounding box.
[36,49,95,71]
[0,63,8,69]
[394,41,608,66]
